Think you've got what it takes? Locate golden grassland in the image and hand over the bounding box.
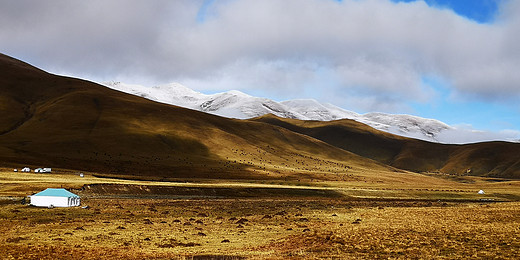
[1,198,519,259]
[1,169,520,259]
[2,168,519,201]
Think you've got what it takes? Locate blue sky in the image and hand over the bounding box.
[392,0,502,23]
[390,0,515,131]
[411,76,520,131]
[0,0,518,138]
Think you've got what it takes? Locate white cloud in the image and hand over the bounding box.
[438,124,520,144]
[1,0,519,113]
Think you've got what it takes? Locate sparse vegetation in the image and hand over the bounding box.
[1,197,519,259]
[1,170,520,259]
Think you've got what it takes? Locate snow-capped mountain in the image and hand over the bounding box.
[103,81,519,144]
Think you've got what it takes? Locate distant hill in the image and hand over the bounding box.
[1,53,519,180]
[0,53,393,180]
[252,115,520,179]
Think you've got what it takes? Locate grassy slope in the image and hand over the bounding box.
[251,115,520,179]
[0,53,396,180]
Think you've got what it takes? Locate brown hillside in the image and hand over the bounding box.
[252,115,520,179]
[0,53,394,180]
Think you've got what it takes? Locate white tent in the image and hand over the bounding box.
[29,188,80,208]
[478,190,485,195]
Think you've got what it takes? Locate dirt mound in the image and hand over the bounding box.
[77,183,344,199]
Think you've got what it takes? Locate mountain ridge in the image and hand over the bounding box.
[103,81,518,144]
[1,53,520,180]
[0,53,396,181]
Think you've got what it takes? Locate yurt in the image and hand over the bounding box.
[29,188,81,208]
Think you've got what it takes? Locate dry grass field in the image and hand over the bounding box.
[1,170,519,259]
[1,198,519,259]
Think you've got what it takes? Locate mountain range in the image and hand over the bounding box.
[1,53,519,180]
[103,81,518,144]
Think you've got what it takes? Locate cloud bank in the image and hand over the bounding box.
[1,0,519,113]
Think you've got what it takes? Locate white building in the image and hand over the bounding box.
[35,168,52,173]
[29,188,81,208]
[21,167,30,172]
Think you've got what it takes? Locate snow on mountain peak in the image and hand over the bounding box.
[102,81,519,144]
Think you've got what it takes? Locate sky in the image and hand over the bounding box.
[1,0,519,139]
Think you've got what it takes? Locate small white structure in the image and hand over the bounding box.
[478,190,485,195]
[29,188,80,207]
[21,167,31,172]
[79,173,84,178]
[34,168,52,173]
[14,169,18,172]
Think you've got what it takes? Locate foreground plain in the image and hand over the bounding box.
[1,170,519,259]
[2,198,519,259]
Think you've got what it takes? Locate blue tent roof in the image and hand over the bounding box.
[32,188,79,197]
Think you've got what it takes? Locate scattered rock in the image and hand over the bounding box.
[6,237,26,243]
[195,220,204,224]
[143,219,153,225]
[144,237,151,241]
[236,218,248,224]
[172,219,181,223]
[221,239,230,243]
[197,232,207,236]
[75,226,85,231]
[332,213,337,216]
[262,215,272,219]
[183,222,192,226]
[116,226,126,230]
[197,213,208,217]
[303,228,311,232]
[275,210,287,216]
[157,239,200,248]
[237,224,244,228]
